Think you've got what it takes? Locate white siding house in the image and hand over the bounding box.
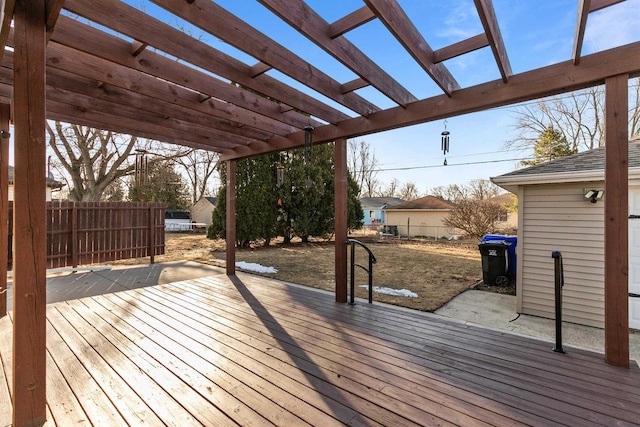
[384,196,457,238]
[492,140,640,329]
[190,196,217,226]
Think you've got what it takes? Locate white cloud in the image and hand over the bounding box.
[584,0,640,53]
[437,0,483,40]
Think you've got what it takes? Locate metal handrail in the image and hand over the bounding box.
[346,239,377,305]
[552,250,565,354]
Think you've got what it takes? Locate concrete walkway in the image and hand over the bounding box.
[5,260,225,306]
[436,289,640,363]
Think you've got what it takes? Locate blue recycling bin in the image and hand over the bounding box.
[482,234,517,278]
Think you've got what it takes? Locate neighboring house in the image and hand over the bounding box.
[384,195,457,238]
[8,165,64,201]
[191,196,217,226]
[487,193,518,231]
[359,196,405,227]
[491,139,640,329]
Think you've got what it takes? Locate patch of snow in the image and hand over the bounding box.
[359,285,418,298]
[236,261,278,274]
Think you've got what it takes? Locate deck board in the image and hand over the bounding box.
[1,271,640,426]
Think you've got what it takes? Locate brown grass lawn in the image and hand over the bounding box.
[132,233,483,312]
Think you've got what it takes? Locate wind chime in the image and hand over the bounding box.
[303,125,314,187]
[441,120,450,165]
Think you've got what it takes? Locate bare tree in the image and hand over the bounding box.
[377,178,399,198]
[171,149,220,205]
[508,78,640,152]
[47,122,188,202]
[444,200,508,240]
[430,184,468,202]
[348,139,380,197]
[398,182,420,201]
[467,179,503,201]
[47,122,140,201]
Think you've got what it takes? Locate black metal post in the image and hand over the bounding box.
[368,254,373,304]
[552,250,565,353]
[350,241,356,305]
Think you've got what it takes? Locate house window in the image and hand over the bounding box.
[370,210,375,218]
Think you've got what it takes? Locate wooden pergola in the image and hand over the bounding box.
[0,0,638,425]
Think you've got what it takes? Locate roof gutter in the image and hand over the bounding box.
[491,167,640,193]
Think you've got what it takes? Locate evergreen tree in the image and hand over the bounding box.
[208,143,363,245]
[521,126,577,166]
[208,155,278,247]
[128,161,190,209]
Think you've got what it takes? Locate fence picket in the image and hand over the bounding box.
[7,202,165,268]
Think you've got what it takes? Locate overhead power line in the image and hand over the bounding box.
[364,157,533,173]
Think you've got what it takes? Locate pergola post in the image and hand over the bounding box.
[226,159,236,276]
[334,138,347,303]
[12,0,48,425]
[0,104,9,318]
[604,73,629,367]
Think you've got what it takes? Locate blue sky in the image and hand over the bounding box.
[74,1,640,194]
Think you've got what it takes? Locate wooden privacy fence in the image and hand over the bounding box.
[8,201,166,268]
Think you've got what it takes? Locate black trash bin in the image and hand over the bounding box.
[478,241,510,286]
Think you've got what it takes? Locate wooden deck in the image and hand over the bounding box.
[1,272,639,426]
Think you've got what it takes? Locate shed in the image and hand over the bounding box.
[384,195,457,238]
[492,139,640,329]
[191,196,217,226]
[359,196,405,226]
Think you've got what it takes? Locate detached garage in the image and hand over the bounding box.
[492,139,640,329]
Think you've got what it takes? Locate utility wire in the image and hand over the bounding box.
[364,157,533,173]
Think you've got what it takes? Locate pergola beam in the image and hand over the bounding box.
[328,6,376,39]
[46,107,235,155]
[433,34,489,63]
[143,0,379,117]
[364,0,460,96]
[64,0,351,124]
[0,0,15,66]
[590,0,626,12]
[45,0,65,38]
[51,17,312,134]
[259,0,417,107]
[45,97,245,152]
[222,40,640,160]
[572,0,591,65]
[474,0,512,82]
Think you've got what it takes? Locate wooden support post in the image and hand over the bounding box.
[13,0,48,425]
[226,160,236,276]
[71,202,78,269]
[148,205,155,264]
[604,73,630,367]
[0,104,9,318]
[334,138,348,303]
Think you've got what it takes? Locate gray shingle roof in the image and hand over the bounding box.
[359,197,405,209]
[384,195,456,210]
[497,140,640,178]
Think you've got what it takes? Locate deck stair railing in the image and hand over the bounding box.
[552,250,565,354]
[346,239,377,305]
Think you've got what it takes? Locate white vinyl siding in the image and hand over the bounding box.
[518,182,605,327]
[384,210,454,238]
[190,198,216,225]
